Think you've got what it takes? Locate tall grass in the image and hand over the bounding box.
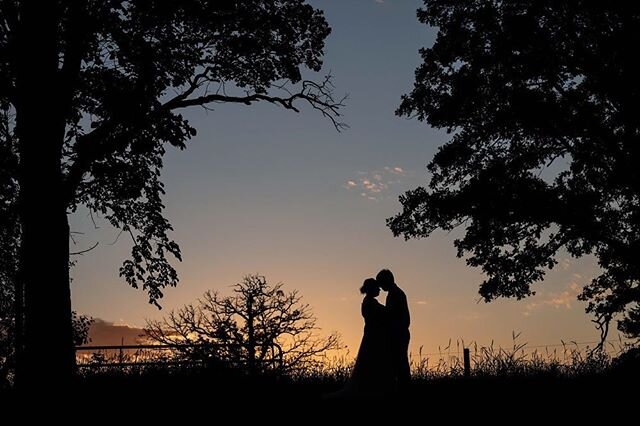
[410,333,631,380]
[74,334,637,386]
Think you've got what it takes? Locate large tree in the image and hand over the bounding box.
[390,1,640,341]
[0,0,343,386]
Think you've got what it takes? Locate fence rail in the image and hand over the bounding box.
[74,342,284,371]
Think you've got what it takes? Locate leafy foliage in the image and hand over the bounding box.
[71,312,93,347]
[0,0,343,307]
[390,1,640,339]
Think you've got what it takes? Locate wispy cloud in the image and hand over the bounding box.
[343,166,408,201]
[374,0,384,4]
[385,166,405,175]
[523,282,582,317]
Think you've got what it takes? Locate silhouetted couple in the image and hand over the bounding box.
[343,269,411,398]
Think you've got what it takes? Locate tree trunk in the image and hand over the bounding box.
[15,2,74,388]
[17,187,74,387]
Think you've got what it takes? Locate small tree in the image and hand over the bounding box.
[145,274,341,374]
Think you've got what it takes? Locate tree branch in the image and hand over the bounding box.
[163,76,347,132]
[63,120,119,205]
[64,76,346,205]
[69,241,99,255]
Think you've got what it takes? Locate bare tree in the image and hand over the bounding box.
[145,274,341,374]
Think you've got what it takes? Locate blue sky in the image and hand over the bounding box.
[69,0,612,356]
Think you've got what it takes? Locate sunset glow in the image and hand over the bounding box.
[68,0,619,361]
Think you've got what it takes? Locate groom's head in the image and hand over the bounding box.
[376,269,394,291]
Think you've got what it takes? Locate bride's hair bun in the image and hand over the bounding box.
[360,278,378,294]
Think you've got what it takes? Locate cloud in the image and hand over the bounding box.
[343,166,408,201]
[523,282,582,316]
[374,0,384,4]
[416,300,428,306]
[385,166,404,175]
[86,318,147,346]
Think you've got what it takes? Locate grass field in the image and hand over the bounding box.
[2,344,637,418]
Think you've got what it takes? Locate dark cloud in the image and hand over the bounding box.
[86,319,147,346]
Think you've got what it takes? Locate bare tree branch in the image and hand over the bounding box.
[144,274,342,373]
[163,75,348,132]
[69,241,99,256]
[64,76,346,205]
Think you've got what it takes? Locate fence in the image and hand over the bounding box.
[75,338,634,377]
[75,342,284,372]
[408,338,634,377]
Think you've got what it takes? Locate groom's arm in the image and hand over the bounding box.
[399,291,410,329]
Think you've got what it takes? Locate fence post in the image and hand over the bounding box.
[463,348,470,377]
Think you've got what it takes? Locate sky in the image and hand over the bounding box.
[69,0,617,358]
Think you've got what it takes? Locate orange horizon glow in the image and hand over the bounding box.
[68,0,623,365]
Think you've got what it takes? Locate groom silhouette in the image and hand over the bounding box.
[376,269,411,391]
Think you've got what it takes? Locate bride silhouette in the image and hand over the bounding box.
[330,278,394,399]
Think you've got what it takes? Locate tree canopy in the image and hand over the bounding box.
[390,1,640,340]
[0,0,343,306]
